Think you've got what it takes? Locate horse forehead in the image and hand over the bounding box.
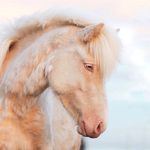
[76,47,91,60]
[60,47,92,64]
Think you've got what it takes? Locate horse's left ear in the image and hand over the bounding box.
[79,23,104,43]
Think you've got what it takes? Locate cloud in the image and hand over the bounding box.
[0,0,150,21]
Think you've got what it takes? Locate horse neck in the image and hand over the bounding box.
[0,27,51,79]
[0,26,60,83]
[0,25,79,118]
[0,31,56,97]
[1,25,79,97]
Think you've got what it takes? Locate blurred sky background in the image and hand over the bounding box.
[0,0,150,150]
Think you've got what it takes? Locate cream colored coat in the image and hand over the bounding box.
[0,8,121,150]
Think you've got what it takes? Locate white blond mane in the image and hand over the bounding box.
[88,26,121,77]
[0,8,121,78]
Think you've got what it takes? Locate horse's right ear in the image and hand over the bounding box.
[78,23,104,43]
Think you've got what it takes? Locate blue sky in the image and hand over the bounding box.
[0,0,150,149]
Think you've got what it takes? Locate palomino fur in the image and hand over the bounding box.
[0,8,121,150]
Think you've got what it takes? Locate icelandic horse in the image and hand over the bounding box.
[0,9,121,150]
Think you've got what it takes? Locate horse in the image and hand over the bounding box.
[0,8,121,150]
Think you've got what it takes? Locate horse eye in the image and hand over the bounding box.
[84,63,94,72]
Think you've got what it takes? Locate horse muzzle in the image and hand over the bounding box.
[77,116,106,138]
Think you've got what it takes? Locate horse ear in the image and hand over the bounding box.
[79,23,104,43]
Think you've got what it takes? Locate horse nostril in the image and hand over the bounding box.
[95,122,102,134]
[78,118,105,138]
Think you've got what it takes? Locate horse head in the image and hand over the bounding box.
[44,23,120,138]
